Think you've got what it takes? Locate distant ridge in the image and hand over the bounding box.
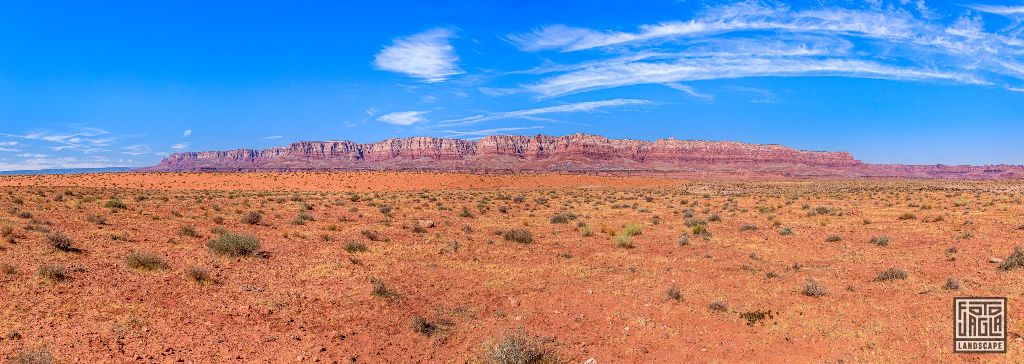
[0,167,136,176]
[144,133,1023,179]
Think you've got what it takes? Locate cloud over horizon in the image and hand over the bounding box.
[374,28,463,83]
[507,1,1024,97]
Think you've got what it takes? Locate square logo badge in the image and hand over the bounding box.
[954,297,1007,353]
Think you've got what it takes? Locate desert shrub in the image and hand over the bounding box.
[345,241,368,253]
[707,214,721,222]
[824,234,843,242]
[291,211,314,225]
[740,310,775,326]
[486,330,557,364]
[622,223,643,236]
[549,212,577,224]
[580,226,594,237]
[708,300,728,312]
[125,251,168,270]
[801,278,826,297]
[361,229,384,241]
[944,278,961,290]
[86,214,106,225]
[0,224,11,237]
[187,267,212,284]
[666,285,682,301]
[677,234,690,246]
[869,236,891,247]
[105,198,127,210]
[778,227,794,236]
[498,205,509,214]
[240,211,263,225]
[207,232,261,257]
[7,348,54,364]
[46,232,73,252]
[2,263,16,275]
[998,246,1024,271]
[503,229,533,244]
[897,212,917,220]
[212,216,224,224]
[410,317,438,337]
[178,225,200,237]
[691,224,711,239]
[459,207,474,218]
[614,234,635,249]
[874,267,908,281]
[37,264,67,282]
[738,224,758,232]
[371,279,396,298]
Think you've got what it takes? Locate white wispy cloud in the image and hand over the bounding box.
[526,58,984,97]
[1,127,112,153]
[0,156,121,172]
[263,135,283,140]
[374,28,463,83]
[182,129,192,137]
[170,143,188,150]
[437,126,545,139]
[967,4,1024,16]
[506,1,1024,96]
[377,111,429,125]
[437,99,651,126]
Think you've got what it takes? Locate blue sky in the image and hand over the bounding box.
[1,0,1023,170]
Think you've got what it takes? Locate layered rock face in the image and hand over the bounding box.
[147,133,1022,179]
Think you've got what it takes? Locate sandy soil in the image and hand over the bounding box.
[0,172,1022,363]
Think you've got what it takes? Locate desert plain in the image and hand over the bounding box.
[0,172,1022,363]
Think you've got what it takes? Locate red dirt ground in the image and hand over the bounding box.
[1,172,1022,363]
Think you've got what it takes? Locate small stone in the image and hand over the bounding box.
[417,220,434,228]
[584,358,597,364]
[990,257,1003,264]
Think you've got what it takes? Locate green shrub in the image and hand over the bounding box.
[105,198,127,210]
[549,212,577,224]
[38,264,67,282]
[738,224,758,232]
[874,267,907,281]
[178,225,200,237]
[207,232,261,257]
[622,223,642,236]
[125,251,168,270]
[502,229,533,244]
[614,234,635,249]
[344,241,368,253]
[869,236,891,247]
